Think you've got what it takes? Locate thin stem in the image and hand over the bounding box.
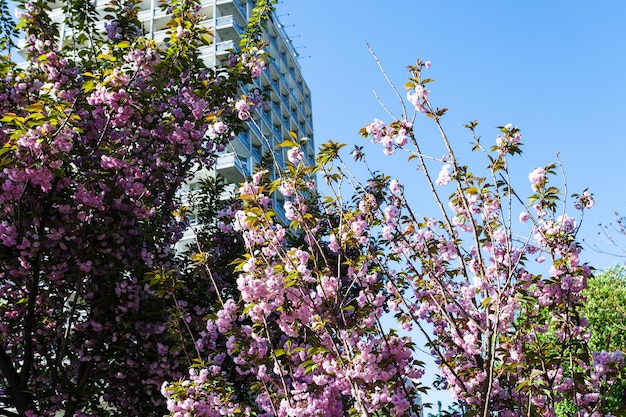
[366,41,407,120]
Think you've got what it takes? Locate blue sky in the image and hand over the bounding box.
[278,1,626,270]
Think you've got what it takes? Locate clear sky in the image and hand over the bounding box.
[277,0,626,268]
[276,1,626,409]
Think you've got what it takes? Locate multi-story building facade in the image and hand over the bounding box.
[36,0,314,240]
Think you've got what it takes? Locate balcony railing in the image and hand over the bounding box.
[238,131,250,148]
[216,39,237,52]
[216,15,244,35]
[216,0,247,20]
[251,146,262,162]
[216,152,250,179]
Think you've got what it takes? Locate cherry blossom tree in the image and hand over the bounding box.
[0,0,271,415]
[163,57,622,417]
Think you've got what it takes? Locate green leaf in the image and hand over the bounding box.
[0,112,16,122]
[82,80,96,93]
[24,103,43,113]
[26,113,45,121]
[529,368,544,380]
[301,360,318,374]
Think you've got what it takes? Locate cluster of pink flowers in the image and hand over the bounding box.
[575,189,595,210]
[529,167,547,188]
[407,83,429,113]
[406,61,431,113]
[287,146,304,164]
[162,366,242,417]
[363,119,412,155]
[234,88,265,121]
[239,47,267,79]
[435,164,452,186]
[164,156,425,415]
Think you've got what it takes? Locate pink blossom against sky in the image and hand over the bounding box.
[278,0,626,409]
[279,0,626,268]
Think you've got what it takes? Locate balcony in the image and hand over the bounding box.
[216,39,237,54]
[216,152,248,183]
[152,29,169,44]
[216,0,247,22]
[216,15,244,40]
